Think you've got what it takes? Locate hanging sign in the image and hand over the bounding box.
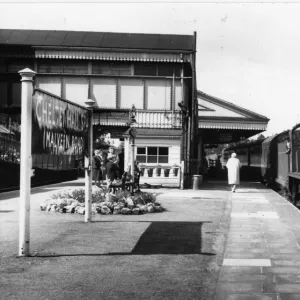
[219,132,232,143]
[32,89,89,155]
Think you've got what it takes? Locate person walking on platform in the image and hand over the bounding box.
[226,153,241,192]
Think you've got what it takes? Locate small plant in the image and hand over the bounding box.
[92,186,108,203]
[138,191,157,204]
[114,190,132,203]
[50,190,72,200]
[71,189,86,203]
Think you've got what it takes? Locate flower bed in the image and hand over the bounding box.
[40,186,164,215]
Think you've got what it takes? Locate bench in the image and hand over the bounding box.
[108,171,141,194]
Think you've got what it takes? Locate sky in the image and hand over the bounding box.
[0,1,299,137]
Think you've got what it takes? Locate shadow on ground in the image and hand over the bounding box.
[33,221,216,257]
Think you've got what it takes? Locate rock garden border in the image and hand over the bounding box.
[40,185,164,215]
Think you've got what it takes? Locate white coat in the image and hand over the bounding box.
[226,157,241,185]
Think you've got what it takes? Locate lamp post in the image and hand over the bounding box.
[84,98,95,222]
[18,68,36,256]
[128,105,137,188]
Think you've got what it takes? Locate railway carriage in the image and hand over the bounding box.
[261,130,289,186]
[288,123,300,204]
[222,139,264,181]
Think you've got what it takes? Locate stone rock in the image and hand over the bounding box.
[77,207,85,215]
[95,205,102,213]
[154,205,164,212]
[103,201,113,209]
[125,198,134,209]
[75,206,81,213]
[46,204,52,212]
[40,204,47,211]
[117,202,125,209]
[113,206,122,214]
[153,202,161,207]
[50,204,57,212]
[60,207,67,213]
[121,208,132,215]
[147,205,155,213]
[118,198,126,205]
[69,199,80,207]
[65,205,75,213]
[140,205,148,214]
[100,206,112,215]
[105,193,112,202]
[64,198,73,206]
[132,208,140,215]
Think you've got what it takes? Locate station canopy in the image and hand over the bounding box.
[197,91,269,144]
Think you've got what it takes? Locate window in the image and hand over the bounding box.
[37,60,88,74]
[134,63,181,77]
[92,62,132,75]
[136,147,169,164]
[0,82,8,106]
[37,60,63,73]
[0,59,6,72]
[157,65,173,76]
[134,63,157,76]
[63,61,88,74]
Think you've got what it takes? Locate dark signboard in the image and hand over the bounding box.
[32,89,89,155]
[219,132,232,143]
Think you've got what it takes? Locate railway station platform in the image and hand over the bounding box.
[1,179,300,299]
[215,182,300,300]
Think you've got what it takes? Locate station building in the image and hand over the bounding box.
[0,29,268,189]
[0,28,198,188]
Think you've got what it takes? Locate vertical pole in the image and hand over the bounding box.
[85,109,93,222]
[18,68,36,257]
[131,137,135,186]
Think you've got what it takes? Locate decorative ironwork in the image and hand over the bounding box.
[93,110,182,129]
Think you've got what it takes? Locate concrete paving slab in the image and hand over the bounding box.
[224,252,270,259]
[218,273,265,282]
[231,212,279,219]
[216,282,263,295]
[223,259,271,267]
[263,267,300,274]
[269,254,300,260]
[224,295,278,300]
[225,249,269,256]
[279,295,300,300]
[274,274,300,284]
[275,284,300,293]
[272,260,300,267]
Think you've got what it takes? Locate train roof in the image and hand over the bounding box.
[224,139,265,151]
[262,130,289,147]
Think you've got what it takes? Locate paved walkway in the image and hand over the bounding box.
[215,183,300,300]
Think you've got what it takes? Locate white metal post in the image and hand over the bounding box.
[85,108,93,222]
[18,68,36,256]
[131,137,135,184]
